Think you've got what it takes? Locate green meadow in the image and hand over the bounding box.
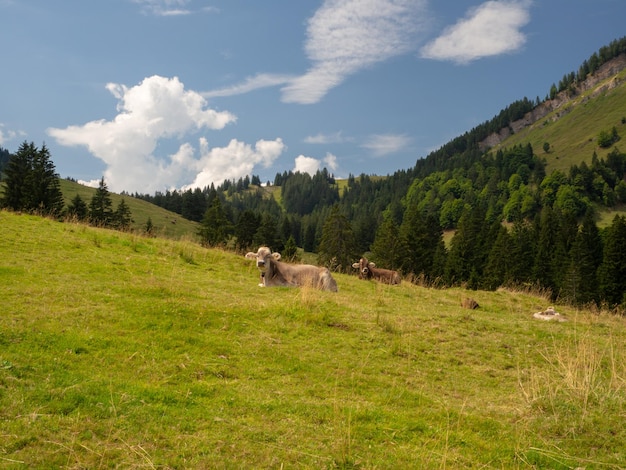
[2,210,626,468]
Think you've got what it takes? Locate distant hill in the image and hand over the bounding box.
[60,179,199,239]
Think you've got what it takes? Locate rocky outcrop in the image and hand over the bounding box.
[479,54,626,151]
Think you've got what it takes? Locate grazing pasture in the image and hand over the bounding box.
[2,210,626,468]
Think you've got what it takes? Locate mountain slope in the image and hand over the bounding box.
[60,178,199,238]
[485,55,626,173]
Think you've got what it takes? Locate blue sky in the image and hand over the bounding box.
[1,0,624,193]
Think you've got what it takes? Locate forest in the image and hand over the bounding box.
[2,37,626,309]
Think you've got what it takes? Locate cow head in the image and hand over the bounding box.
[352,257,375,279]
[245,246,281,275]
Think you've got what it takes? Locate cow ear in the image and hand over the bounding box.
[245,252,257,259]
[272,252,282,260]
[352,263,360,269]
[369,262,376,268]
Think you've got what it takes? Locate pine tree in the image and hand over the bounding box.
[371,215,404,272]
[282,235,300,262]
[198,196,232,247]
[145,217,154,236]
[253,213,279,250]
[28,144,64,215]
[66,194,89,221]
[482,224,512,290]
[598,215,626,307]
[0,141,63,215]
[317,205,358,272]
[113,198,133,230]
[235,210,260,251]
[1,141,33,211]
[89,177,114,226]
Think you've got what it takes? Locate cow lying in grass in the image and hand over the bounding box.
[352,257,401,285]
[245,246,338,292]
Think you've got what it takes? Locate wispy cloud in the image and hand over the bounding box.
[202,0,430,104]
[420,0,531,64]
[281,0,430,104]
[362,133,411,157]
[133,0,217,17]
[48,75,284,193]
[303,131,351,145]
[202,73,294,99]
[0,124,23,145]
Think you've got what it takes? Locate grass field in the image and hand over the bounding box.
[2,210,626,468]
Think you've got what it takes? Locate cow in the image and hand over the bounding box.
[245,246,338,292]
[352,257,401,285]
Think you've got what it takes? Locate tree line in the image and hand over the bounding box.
[0,142,134,231]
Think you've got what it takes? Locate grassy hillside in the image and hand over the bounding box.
[2,211,626,468]
[60,179,199,239]
[492,67,626,174]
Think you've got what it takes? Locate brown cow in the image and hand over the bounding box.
[352,257,400,285]
[245,246,338,292]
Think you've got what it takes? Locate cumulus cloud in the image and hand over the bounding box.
[420,0,531,64]
[281,0,429,104]
[293,152,339,176]
[294,155,321,175]
[48,75,283,193]
[362,133,411,157]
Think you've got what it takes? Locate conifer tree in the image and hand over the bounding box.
[598,215,626,307]
[1,141,63,215]
[1,141,33,211]
[28,143,64,215]
[253,213,280,250]
[66,194,89,221]
[371,215,404,272]
[113,198,133,230]
[482,224,512,290]
[563,209,602,306]
[317,205,358,272]
[89,177,114,226]
[198,196,232,247]
[235,210,260,251]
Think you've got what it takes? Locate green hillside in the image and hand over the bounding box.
[491,67,626,174]
[60,178,199,239]
[2,210,626,468]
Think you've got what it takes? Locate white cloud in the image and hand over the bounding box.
[293,152,339,177]
[294,155,321,175]
[132,0,218,16]
[202,1,430,104]
[362,133,411,157]
[304,131,351,144]
[184,138,285,190]
[420,0,531,64]
[47,75,284,193]
[281,0,429,104]
[324,152,338,171]
[202,73,294,99]
[0,124,19,145]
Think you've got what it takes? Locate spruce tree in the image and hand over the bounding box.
[371,215,404,272]
[113,198,133,230]
[66,194,89,221]
[198,196,232,247]
[598,215,626,307]
[89,177,114,226]
[235,210,260,251]
[28,143,64,215]
[317,205,358,272]
[1,141,33,211]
